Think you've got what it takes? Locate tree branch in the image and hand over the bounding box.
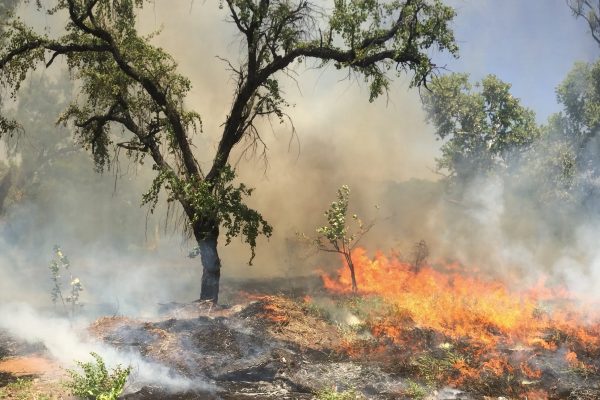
[569,0,600,45]
[209,1,431,183]
[116,141,147,152]
[63,0,202,179]
[226,1,248,34]
[359,0,415,48]
[0,40,42,69]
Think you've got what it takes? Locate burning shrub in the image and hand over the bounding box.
[411,240,429,272]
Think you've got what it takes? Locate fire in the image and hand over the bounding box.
[322,248,599,347]
[247,295,290,324]
[321,248,600,396]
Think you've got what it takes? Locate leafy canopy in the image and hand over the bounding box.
[0,0,271,255]
[315,185,371,253]
[555,61,600,145]
[221,0,457,103]
[422,73,540,180]
[528,59,600,202]
[0,0,458,261]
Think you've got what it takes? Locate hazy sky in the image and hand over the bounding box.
[442,0,598,122]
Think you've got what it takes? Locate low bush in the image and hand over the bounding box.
[64,352,131,400]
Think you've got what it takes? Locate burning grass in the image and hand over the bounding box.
[3,251,599,398]
[320,248,600,398]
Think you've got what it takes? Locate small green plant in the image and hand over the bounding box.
[338,294,388,320]
[404,379,428,400]
[316,386,363,400]
[49,245,84,317]
[307,185,375,293]
[64,352,131,400]
[302,300,329,320]
[412,347,466,386]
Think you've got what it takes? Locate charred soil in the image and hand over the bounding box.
[2,286,600,399]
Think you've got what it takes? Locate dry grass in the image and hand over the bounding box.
[0,376,70,400]
[239,295,343,351]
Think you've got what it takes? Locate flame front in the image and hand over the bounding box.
[320,248,600,397]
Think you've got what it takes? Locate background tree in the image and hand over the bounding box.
[0,0,458,303]
[0,71,162,257]
[421,59,600,247]
[0,75,77,215]
[529,60,600,205]
[422,73,540,184]
[0,0,20,19]
[555,61,600,151]
[568,0,600,46]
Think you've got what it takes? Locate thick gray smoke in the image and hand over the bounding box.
[1,0,598,305]
[0,302,211,392]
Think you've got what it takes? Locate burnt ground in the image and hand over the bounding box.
[2,281,600,399]
[93,296,405,399]
[0,292,471,399]
[0,330,45,360]
[0,330,71,399]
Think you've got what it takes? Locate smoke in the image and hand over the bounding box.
[0,4,599,399]
[1,3,599,383]
[130,2,442,278]
[0,302,212,393]
[407,143,600,303]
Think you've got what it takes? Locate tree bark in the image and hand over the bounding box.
[0,166,14,215]
[191,214,222,303]
[344,252,358,293]
[197,235,221,303]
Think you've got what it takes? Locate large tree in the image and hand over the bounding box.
[555,61,600,149]
[535,60,600,203]
[0,0,457,303]
[422,73,540,183]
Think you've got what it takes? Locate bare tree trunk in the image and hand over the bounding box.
[344,252,358,293]
[0,166,13,215]
[191,216,222,303]
[198,236,221,303]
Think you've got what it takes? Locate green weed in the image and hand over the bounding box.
[404,379,428,400]
[64,352,130,400]
[315,386,363,400]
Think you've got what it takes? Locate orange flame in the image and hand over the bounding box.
[321,248,600,394]
[322,248,600,347]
